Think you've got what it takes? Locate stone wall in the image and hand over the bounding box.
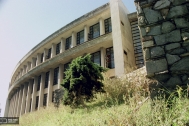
[134,0,189,89]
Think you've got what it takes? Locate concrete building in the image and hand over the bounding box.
[4,0,143,117]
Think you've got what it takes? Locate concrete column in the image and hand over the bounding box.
[13,90,19,117]
[11,95,15,117]
[60,38,65,53]
[43,48,48,62]
[100,47,106,67]
[84,25,88,42]
[38,73,45,109]
[8,99,11,117]
[16,87,23,117]
[71,32,76,48]
[20,83,27,116]
[9,98,13,117]
[58,64,64,89]
[31,57,36,68]
[20,69,23,77]
[47,69,54,106]
[51,44,56,57]
[36,53,42,66]
[99,18,105,35]
[4,99,10,117]
[31,77,37,112]
[27,62,31,72]
[25,80,33,113]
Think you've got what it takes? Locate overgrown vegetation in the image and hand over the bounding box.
[61,54,107,107]
[5,73,189,126]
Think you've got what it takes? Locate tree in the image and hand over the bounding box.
[61,54,107,106]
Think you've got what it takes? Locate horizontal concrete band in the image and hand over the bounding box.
[8,33,112,99]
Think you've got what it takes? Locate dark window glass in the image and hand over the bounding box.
[89,23,100,39]
[31,79,34,94]
[56,42,61,55]
[106,47,115,69]
[104,18,112,34]
[53,67,59,85]
[91,51,101,65]
[65,37,72,50]
[52,91,55,102]
[77,30,84,45]
[64,62,71,78]
[43,93,47,107]
[46,48,51,59]
[41,53,44,63]
[37,75,41,91]
[44,71,49,89]
[35,96,39,110]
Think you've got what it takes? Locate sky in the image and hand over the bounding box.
[0,0,135,116]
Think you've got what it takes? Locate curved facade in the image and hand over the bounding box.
[4,0,142,117]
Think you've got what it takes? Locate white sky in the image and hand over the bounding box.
[0,0,135,116]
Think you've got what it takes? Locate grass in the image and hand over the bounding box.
[3,73,189,126]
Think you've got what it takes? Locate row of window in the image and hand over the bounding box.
[14,18,111,84]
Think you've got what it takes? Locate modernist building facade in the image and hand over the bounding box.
[4,0,143,117]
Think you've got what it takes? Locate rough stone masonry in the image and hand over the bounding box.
[134,0,189,89]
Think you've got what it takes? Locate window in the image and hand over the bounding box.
[53,67,59,85]
[31,79,34,94]
[35,96,39,110]
[43,93,47,107]
[104,18,112,33]
[41,53,44,63]
[64,62,71,78]
[89,23,100,39]
[65,37,72,50]
[52,91,55,102]
[91,51,101,65]
[106,47,114,68]
[37,75,41,91]
[56,42,61,55]
[44,71,49,89]
[46,48,51,59]
[77,30,84,45]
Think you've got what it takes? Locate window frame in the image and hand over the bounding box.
[37,75,41,91]
[56,42,61,55]
[44,71,49,89]
[91,51,101,66]
[53,67,59,85]
[106,47,115,69]
[104,18,112,34]
[77,30,84,45]
[65,36,72,50]
[89,23,100,39]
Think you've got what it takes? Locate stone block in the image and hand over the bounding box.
[154,73,170,82]
[150,46,165,58]
[165,43,180,51]
[182,40,189,46]
[175,18,189,28]
[139,27,146,37]
[170,57,189,72]
[166,54,180,65]
[138,16,147,26]
[172,0,188,6]
[144,48,150,60]
[166,30,181,42]
[167,5,188,19]
[184,45,189,51]
[180,52,189,57]
[143,8,163,24]
[182,75,188,82]
[154,30,181,45]
[162,21,175,34]
[166,76,182,88]
[146,58,168,75]
[181,32,189,41]
[142,36,153,42]
[169,48,186,55]
[154,0,171,10]
[154,34,166,45]
[160,8,169,19]
[142,40,154,48]
[147,25,161,36]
